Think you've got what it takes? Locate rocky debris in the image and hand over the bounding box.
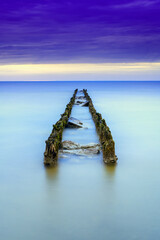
[75,99,86,105]
[75,96,89,106]
[66,117,83,128]
[62,140,80,149]
[81,100,89,107]
[76,96,86,100]
[83,89,118,164]
[76,101,83,104]
[59,141,100,156]
[44,89,78,166]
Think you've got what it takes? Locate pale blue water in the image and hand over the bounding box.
[0,81,160,240]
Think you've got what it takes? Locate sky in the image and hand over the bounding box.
[0,0,160,80]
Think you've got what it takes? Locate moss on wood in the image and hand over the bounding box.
[44,89,78,166]
[83,89,117,164]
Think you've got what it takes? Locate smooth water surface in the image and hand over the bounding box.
[0,81,160,240]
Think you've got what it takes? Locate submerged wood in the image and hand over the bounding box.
[75,100,84,105]
[44,89,78,166]
[81,100,89,107]
[83,89,118,164]
[76,96,86,100]
[66,117,83,128]
[75,96,86,105]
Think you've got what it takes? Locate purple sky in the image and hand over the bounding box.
[1,0,160,64]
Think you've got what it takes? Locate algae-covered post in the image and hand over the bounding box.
[44,89,78,166]
[83,89,118,164]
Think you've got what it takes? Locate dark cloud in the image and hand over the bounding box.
[0,0,160,63]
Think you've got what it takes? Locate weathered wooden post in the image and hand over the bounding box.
[44,89,78,166]
[83,89,117,164]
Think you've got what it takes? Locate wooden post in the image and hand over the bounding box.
[83,89,118,164]
[44,89,78,166]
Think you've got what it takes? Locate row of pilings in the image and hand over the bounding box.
[44,89,78,166]
[83,89,118,164]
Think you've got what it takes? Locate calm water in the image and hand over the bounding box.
[1,81,160,240]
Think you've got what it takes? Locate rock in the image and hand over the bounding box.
[75,100,85,105]
[81,101,89,107]
[76,96,86,100]
[62,140,81,149]
[66,117,83,128]
[59,141,101,156]
[75,96,89,106]
[77,101,84,104]
[61,148,100,155]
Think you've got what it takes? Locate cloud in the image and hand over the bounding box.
[113,0,160,9]
[0,1,160,64]
[0,21,160,64]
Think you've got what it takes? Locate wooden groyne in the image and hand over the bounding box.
[83,89,118,164]
[44,88,117,166]
[44,89,78,166]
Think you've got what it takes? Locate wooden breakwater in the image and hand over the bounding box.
[44,89,78,166]
[83,89,118,164]
[44,88,117,166]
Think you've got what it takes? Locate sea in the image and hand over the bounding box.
[0,81,160,240]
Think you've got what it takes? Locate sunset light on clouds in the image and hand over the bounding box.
[0,62,160,81]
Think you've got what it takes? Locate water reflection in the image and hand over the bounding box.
[103,163,117,180]
[45,164,59,182]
